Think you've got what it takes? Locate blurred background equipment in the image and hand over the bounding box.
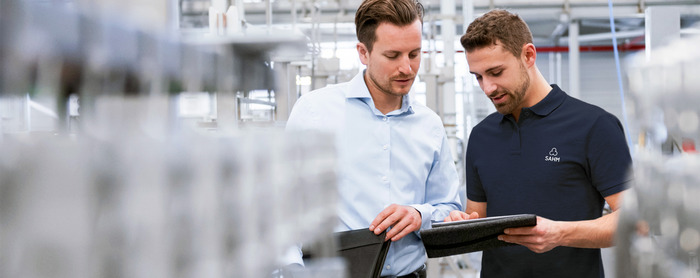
[616,17,700,278]
[0,1,342,277]
[3,0,700,277]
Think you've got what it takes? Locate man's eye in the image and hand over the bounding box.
[492,71,502,76]
[386,55,398,59]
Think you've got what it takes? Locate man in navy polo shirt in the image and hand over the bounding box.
[444,9,633,277]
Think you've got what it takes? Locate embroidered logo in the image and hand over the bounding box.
[545,147,560,162]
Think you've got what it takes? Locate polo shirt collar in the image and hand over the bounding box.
[498,84,565,122]
[345,70,415,115]
[529,84,565,117]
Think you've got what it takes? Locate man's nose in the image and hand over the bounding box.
[398,56,412,75]
[482,77,497,95]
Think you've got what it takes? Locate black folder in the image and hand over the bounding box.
[420,214,537,258]
[335,228,391,278]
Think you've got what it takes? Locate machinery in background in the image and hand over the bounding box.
[0,1,344,277]
[616,27,700,278]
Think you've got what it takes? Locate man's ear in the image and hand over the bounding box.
[521,43,537,68]
[357,42,370,65]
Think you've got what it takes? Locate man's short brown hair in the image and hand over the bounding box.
[460,9,533,57]
[355,0,424,52]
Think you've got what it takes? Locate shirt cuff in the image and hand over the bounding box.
[410,204,436,232]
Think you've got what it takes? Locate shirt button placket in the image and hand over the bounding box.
[382,116,390,185]
[382,116,391,185]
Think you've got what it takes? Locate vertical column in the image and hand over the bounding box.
[274,61,297,122]
[441,0,460,164]
[645,6,680,61]
[216,92,238,131]
[167,0,179,33]
[568,19,580,99]
[462,0,476,144]
[423,72,439,115]
[441,0,456,126]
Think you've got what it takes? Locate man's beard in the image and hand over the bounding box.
[493,66,530,115]
[368,71,414,97]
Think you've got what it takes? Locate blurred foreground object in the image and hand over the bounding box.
[0,1,343,277]
[617,25,700,278]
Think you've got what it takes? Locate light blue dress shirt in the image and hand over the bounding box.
[286,71,462,276]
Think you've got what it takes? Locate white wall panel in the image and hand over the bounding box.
[537,51,638,126]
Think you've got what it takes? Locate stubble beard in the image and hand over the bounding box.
[368,70,414,97]
[494,66,530,115]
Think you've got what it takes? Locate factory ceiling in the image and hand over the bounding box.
[218,0,700,47]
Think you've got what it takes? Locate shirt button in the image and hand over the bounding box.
[382,176,388,182]
[383,117,388,122]
[386,265,391,270]
[383,144,389,150]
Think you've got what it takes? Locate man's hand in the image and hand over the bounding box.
[498,216,563,253]
[443,210,480,222]
[369,204,422,242]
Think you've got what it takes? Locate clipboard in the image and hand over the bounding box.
[420,214,537,258]
[335,228,391,278]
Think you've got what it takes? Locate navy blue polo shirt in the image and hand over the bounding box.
[465,85,632,278]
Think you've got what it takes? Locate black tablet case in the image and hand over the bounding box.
[420,214,537,258]
[335,229,391,278]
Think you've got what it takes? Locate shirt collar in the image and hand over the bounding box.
[345,70,415,116]
[498,84,565,122]
[529,84,565,117]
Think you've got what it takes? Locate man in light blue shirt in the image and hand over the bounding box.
[285,0,462,277]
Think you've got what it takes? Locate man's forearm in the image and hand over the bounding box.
[559,210,619,249]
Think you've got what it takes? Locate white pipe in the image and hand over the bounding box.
[441,0,456,128]
[167,0,179,33]
[558,29,644,44]
[568,19,580,98]
[291,0,297,30]
[235,0,245,27]
[556,52,562,85]
[462,0,476,147]
[266,0,272,29]
[548,52,555,83]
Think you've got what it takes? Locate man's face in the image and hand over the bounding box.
[358,20,422,98]
[466,43,530,116]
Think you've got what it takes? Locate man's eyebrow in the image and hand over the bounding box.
[485,65,504,73]
[470,65,504,75]
[382,47,422,55]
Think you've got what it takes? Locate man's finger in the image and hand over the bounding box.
[390,225,412,241]
[369,205,396,233]
[449,211,468,221]
[503,226,535,235]
[371,205,405,235]
[385,219,407,240]
[388,216,419,241]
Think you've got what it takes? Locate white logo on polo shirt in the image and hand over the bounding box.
[545,147,560,162]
